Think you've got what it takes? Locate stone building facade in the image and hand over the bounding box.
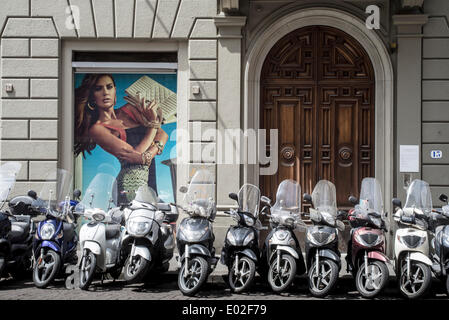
[1,0,448,255]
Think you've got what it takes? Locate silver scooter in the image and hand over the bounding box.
[176,169,218,296]
[263,179,307,293]
[76,173,125,290]
[121,185,178,283]
[392,179,433,299]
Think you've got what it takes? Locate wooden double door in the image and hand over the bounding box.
[260,26,375,209]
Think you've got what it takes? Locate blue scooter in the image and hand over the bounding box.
[31,169,80,288]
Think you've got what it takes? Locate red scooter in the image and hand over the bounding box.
[345,177,390,298]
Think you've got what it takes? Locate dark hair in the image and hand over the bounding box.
[74,74,116,158]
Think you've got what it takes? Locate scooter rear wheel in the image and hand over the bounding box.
[399,261,431,299]
[178,256,208,296]
[268,254,296,293]
[355,260,389,298]
[33,249,60,288]
[308,258,338,297]
[79,251,96,290]
[228,256,256,293]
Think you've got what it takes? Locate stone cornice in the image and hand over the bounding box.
[393,14,428,26]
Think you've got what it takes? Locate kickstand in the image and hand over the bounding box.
[101,274,105,285]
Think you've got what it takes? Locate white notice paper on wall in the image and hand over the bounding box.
[400,145,420,172]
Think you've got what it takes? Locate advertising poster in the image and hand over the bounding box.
[73,73,177,206]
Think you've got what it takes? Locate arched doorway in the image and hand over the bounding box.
[259,26,375,209]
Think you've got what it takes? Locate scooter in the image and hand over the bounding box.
[346,177,390,298]
[429,193,449,295]
[303,180,346,297]
[221,184,268,293]
[392,179,433,299]
[77,173,125,290]
[0,162,36,281]
[31,169,79,288]
[263,179,306,293]
[176,169,218,296]
[121,184,178,284]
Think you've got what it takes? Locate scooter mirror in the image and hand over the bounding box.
[303,193,312,203]
[439,193,448,204]
[348,195,358,205]
[229,193,238,203]
[73,189,81,200]
[27,190,37,200]
[179,186,188,194]
[392,198,402,208]
[261,196,271,206]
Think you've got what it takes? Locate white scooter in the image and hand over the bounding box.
[76,173,125,290]
[392,179,433,299]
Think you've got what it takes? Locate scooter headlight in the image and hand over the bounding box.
[243,231,255,246]
[181,228,208,241]
[243,215,254,227]
[355,232,382,247]
[40,223,55,240]
[226,231,237,246]
[274,230,289,241]
[397,234,425,249]
[127,219,151,236]
[307,230,335,246]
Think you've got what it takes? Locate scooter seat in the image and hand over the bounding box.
[8,221,30,243]
[63,222,75,242]
[105,224,121,239]
[157,203,171,211]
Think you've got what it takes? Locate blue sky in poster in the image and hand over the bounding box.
[74,73,177,203]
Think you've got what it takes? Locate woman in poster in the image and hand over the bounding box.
[74,74,168,203]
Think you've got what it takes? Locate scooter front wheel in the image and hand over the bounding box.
[178,256,208,296]
[355,260,389,298]
[79,251,96,290]
[228,256,256,293]
[33,249,61,288]
[308,258,338,297]
[399,261,431,299]
[268,254,296,293]
[124,255,149,284]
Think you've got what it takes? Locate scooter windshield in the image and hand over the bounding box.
[404,179,432,216]
[75,172,117,214]
[134,185,157,205]
[184,170,215,218]
[33,169,73,215]
[237,183,260,218]
[0,162,21,203]
[271,179,301,215]
[357,177,384,218]
[312,180,337,217]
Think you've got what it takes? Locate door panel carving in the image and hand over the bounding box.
[260,26,374,210]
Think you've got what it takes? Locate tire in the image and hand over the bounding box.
[124,254,150,284]
[228,256,256,293]
[399,260,431,299]
[79,251,96,290]
[268,254,297,293]
[445,275,449,297]
[308,258,339,298]
[355,260,389,299]
[33,249,61,288]
[178,256,209,296]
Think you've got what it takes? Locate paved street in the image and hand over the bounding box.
[0,268,448,300]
